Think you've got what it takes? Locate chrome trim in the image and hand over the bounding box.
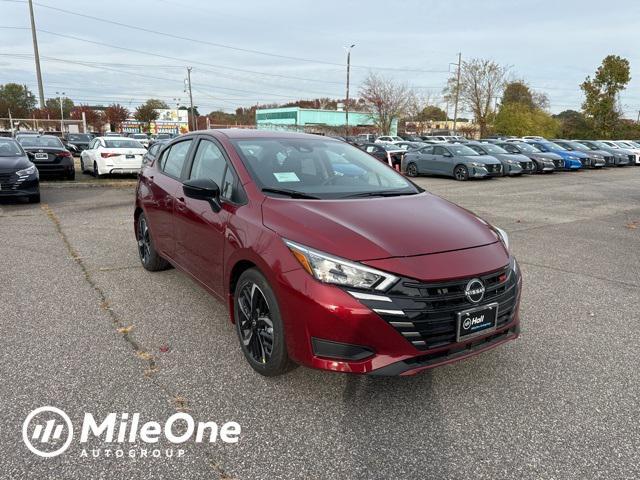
[373,309,405,316]
[347,291,392,302]
[401,332,421,338]
[389,321,414,327]
[411,340,426,346]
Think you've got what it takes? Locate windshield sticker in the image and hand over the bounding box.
[273,172,300,182]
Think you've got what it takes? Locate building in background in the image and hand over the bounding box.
[255,107,397,136]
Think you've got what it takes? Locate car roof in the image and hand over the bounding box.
[202,129,336,141]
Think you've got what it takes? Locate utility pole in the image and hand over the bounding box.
[344,44,355,137]
[186,67,195,131]
[56,91,65,133]
[8,109,14,134]
[637,110,640,124]
[452,52,462,135]
[28,0,45,108]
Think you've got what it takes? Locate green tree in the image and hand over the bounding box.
[554,110,592,138]
[418,105,447,121]
[45,97,75,119]
[144,98,169,110]
[581,55,631,138]
[134,104,159,132]
[0,83,37,118]
[105,104,129,132]
[493,103,559,137]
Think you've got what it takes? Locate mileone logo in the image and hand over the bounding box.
[22,406,241,458]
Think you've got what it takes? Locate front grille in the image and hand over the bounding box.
[355,266,519,351]
[486,164,502,174]
[0,172,18,190]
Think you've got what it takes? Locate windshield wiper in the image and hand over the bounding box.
[341,190,417,198]
[261,188,321,199]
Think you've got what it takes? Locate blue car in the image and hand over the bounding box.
[524,140,584,170]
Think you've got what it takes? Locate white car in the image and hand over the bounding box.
[129,133,150,149]
[80,137,147,177]
[600,140,640,165]
[617,141,640,164]
[375,135,404,144]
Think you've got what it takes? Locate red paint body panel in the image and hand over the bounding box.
[135,129,522,375]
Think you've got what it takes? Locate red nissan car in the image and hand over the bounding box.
[135,130,521,376]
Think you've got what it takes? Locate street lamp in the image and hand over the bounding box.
[344,44,355,137]
[56,91,65,133]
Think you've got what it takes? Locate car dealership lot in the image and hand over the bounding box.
[1,168,639,479]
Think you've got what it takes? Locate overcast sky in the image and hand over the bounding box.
[1,0,639,118]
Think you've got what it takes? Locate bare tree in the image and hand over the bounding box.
[444,58,508,137]
[359,73,413,135]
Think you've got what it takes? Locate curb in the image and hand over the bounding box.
[41,181,137,189]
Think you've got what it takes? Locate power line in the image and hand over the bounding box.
[7,0,451,74]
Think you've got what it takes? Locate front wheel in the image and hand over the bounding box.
[454,164,469,181]
[406,162,418,177]
[234,268,296,376]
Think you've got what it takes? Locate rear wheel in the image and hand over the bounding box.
[137,213,170,271]
[93,162,103,178]
[454,164,469,181]
[406,163,418,177]
[234,268,296,376]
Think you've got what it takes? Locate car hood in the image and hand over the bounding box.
[0,155,31,171]
[262,192,500,261]
[493,153,530,162]
[459,154,501,164]
[529,152,562,161]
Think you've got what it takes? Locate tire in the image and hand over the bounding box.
[530,161,539,174]
[136,213,170,272]
[28,193,40,203]
[453,164,469,181]
[406,162,418,177]
[67,170,75,181]
[80,157,86,173]
[234,268,296,376]
[93,162,103,178]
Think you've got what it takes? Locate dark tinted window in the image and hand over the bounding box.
[162,140,193,178]
[17,136,63,148]
[189,140,226,186]
[104,139,144,149]
[0,139,23,156]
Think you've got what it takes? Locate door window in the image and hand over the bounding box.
[433,146,447,156]
[189,139,226,186]
[162,140,193,178]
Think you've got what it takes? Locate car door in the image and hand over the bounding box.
[173,136,235,296]
[142,138,194,261]
[82,139,96,169]
[415,146,435,174]
[431,146,451,174]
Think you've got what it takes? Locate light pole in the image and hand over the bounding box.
[28,0,45,108]
[449,53,462,135]
[344,44,355,137]
[186,67,195,131]
[56,91,65,133]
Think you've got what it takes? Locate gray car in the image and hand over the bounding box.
[402,143,503,181]
[495,141,558,172]
[466,142,535,175]
[576,140,630,166]
[552,140,607,168]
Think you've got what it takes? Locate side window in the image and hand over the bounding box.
[221,167,238,201]
[162,140,193,178]
[433,146,445,156]
[148,144,159,156]
[365,145,376,153]
[420,146,433,154]
[468,145,483,154]
[189,139,226,186]
[502,144,516,153]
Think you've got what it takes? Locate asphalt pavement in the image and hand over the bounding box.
[1,166,639,479]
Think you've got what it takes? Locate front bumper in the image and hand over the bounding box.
[470,164,503,178]
[0,173,39,197]
[505,163,524,176]
[276,259,522,375]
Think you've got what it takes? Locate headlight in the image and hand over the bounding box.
[470,162,484,167]
[284,240,398,291]
[16,165,37,176]
[507,160,518,164]
[493,227,510,252]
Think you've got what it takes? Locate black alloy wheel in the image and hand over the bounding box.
[137,213,169,271]
[406,163,418,177]
[454,164,469,181]
[234,268,295,376]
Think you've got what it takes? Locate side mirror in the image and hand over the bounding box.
[443,152,453,157]
[183,178,221,212]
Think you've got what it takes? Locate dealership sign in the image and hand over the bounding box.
[22,406,240,458]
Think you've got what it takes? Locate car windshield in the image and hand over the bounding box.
[104,139,144,149]
[0,139,23,156]
[449,145,478,156]
[379,143,401,151]
[131,134,147,139]
[541,141,566,151]
[231,137,420,199]
[68,134,92,142]
[510,142,538,153]
[565,141,589,151]
[477,143,507,154]
[17,136,64,148]
[156,134,171,139]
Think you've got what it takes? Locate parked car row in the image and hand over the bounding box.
[395,136,640,181]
